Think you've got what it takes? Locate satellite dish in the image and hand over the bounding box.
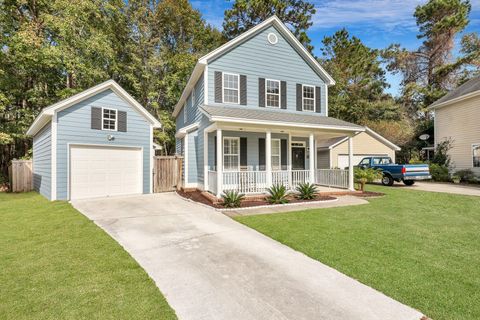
[419,134,430,141]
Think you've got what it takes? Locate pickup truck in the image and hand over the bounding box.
[357,156,431,186]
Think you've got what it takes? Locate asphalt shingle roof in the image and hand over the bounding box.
[430,75,480,107]
[201,105,363,129]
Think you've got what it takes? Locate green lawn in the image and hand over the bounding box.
[0,192,176,320]
[236,185,480,320]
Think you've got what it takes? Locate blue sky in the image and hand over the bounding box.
[191,0,480,96]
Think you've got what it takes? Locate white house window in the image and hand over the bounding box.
[302,85,315,112]
[473,144,480,167]
[224,137,240,171]
[271,139,281,170]
[266,79,280,108]
[102,108,117,131]
[223,73,239,104]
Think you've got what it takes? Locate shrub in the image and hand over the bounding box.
[354,167,382,191]
[429,163,449,182]
[432,138,453,167]
[267,184,289,204]
[222,190,245,208]
[454,169,476,183]
[295,182,317,200]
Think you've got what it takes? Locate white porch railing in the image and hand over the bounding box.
[207,170,217,194]
[223,171,268,194]
[316,169,349,189]
[272,170,289,189]
[291,170,310,187]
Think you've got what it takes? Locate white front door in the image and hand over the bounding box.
[70,145,142,200]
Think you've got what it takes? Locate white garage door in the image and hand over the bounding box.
[337,154,388,169]
[70,146,142,200]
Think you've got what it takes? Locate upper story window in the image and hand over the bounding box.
[223,73,239,104]
[266,79,280,108]
[102,108,117,131]
[473,144,480,167]
[302,85,315,112]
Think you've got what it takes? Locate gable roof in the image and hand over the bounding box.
[316,127,401,151]
[27,80,161,136]
[172,15,335,117]
[429,75,480,109]
[200,105,363,132]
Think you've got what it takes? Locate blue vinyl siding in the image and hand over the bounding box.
[32,123,51,199]
[207,25,327,115]
[187,131,198,184]
[56,89,151,200]
[177,72,204,131]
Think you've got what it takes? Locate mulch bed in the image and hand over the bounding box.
[177,189,337,209]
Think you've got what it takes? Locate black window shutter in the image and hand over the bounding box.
[214,71,222,103]
[281,139,287,169]
[315,86,321,113]
[214,136,217,168]
[259,78,265,107]
[281,81,287,109]
[118,111,127,132]
[91,107,102,130]
[296,84,302,111]
[240,75,247,105]
[240,137,247,167]
[258,138,265,170]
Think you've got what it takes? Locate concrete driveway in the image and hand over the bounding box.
[72,193,424,320]
[390,181,480,196]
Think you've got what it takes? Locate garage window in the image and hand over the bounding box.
[102,108,117,131]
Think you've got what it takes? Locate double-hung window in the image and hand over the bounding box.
[302,85,315,112]
[223,73,239,104]
[266,79,280,108]
[102,108,117,131]
[271,139,281,170]
[223,137,240,171]
[473,144,480,168]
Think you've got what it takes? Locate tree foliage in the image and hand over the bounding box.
[320,29,401,124]
[223,0,316,52]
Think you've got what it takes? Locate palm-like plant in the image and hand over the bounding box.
[222,190,245,208]
[354,168,382,191]
[295,182,317,200]
[266,184,289,204]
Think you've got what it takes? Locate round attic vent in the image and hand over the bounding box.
[267,32,278,45]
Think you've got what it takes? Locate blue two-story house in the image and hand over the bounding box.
[173,16,364,197]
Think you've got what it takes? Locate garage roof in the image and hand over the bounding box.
[316,127,401,151]
[27,80,161,136]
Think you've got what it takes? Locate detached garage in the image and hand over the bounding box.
[317,127,400,169]
[27,80,162,201]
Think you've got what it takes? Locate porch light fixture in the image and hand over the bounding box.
[107,134,115,141]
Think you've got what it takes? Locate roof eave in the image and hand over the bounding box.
[428,89,480,110]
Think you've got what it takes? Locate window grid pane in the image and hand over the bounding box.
[224,138,239,171]
[266,80,280,108]
[102,108,117,130]
[302,86,315,111]
[223,74,239,103]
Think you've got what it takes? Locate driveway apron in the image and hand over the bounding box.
[72,193,424,320]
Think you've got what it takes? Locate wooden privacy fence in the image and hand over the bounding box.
[8,160,33,192]
[153,156,183,193]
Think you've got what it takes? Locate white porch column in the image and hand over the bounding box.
[216,129,223,197]
[203,130,208,192]
[266,130,272,187]
[348,135,354,191]
[309,133,315,184]
[287,132,292,188]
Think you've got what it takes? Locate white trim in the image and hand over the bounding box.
[150,125,153,193]
[267,32,278,45]
[101,107,118,131]
[265,79,281,108]
[184,182,199,189]
[27,79,161,136]
[175,122,200,138]
[222,72,240,104]
[348,136,354,191]
[309,133,315,183]
[204,65,209,106]
[325,84,329,117]
[266,131,272,187]
[216,129,223,197]
[203,130,209,192]
[184,134,189,185]
[302,84,315,112]
[328,137,349,149]
[365,127,401,151]
[67,143,143,201]
[198,16,335,85]
[428,89,480,110]
[51,112,57,200]
[271,138,281,170]
[223,136,241,171]
[208,115,365,132]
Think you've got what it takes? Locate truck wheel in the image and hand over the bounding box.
[403,180,415,186]
[381,174,394,186]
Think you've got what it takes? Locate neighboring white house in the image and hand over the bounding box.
[317,127,400,169]
[27,80,162,200]
[429,75,480,174]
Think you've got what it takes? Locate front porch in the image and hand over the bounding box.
[202,122,359,197]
